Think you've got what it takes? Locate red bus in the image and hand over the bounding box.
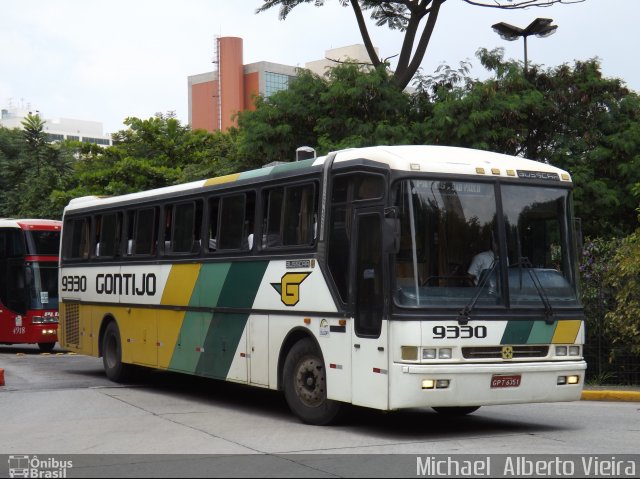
[0,219,61,352]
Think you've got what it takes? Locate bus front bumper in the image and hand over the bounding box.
[389,360,587,410]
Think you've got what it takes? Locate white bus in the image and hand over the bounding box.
[58,145,586,424]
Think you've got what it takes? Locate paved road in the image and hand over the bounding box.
[1,345,639,477]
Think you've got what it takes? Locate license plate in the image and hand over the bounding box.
[491,374,521,388]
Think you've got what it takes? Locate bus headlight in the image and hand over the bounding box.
[422,348,437,360]
[567,375,580,384]
[436,379,450,389]
[569,346,581,356]
[422,379,435,389]
[555,346,568,356]
[438,348,452,359]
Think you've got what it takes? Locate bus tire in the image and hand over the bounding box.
[283,337,342,425]
[38,342,55,353]
[102,321,135,383]
[432,406,480,416]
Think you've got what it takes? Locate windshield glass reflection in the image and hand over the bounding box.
[393,179,580,310]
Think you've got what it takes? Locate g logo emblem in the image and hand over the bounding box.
[502,345,514,360]
[271,272,310,306]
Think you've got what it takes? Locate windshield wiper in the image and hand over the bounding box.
[458,258,499,324]
[520,257,555,324]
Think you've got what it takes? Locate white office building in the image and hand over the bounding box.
[0,106,112,146]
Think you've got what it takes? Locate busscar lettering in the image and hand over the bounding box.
[95,273,157,296]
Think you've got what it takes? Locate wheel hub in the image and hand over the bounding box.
[295,357,325,407]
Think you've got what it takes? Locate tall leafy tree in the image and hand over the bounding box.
[0,117,75,219]
[21,114,48,176]
[236,63,414,163]
[257,0,584,90]
[236,69,328,166]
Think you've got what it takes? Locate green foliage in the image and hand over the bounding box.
[315,63,413,151]
[237,69,325,166]
[0,115,75,219]
[605,231,640,356]
[237,64,414,163]
[579,237,620,363]
[51,113,240,212]
[580,235,640,382]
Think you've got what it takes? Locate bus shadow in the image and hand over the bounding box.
[337,405,574,440]
[94,367,577,440]
[0,345,53,355]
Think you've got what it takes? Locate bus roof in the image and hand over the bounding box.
[64,145,572,213]
[327,145,571,179]
[0,218,62,230]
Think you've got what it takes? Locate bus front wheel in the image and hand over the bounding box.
[102,321,136,383]
[283,338,342,425]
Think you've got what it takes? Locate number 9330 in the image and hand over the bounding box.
[433,325,487,339]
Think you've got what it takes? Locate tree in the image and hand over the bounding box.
[257,0,584,90]
[236,69,326,166]
[606,230,640,357]
[236,63,414,163]
[21,114,48,176]
[0,118,75,219]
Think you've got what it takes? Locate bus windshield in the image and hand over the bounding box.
[26,230,61,256]
[393,179,580,310]
[27,262,59,310]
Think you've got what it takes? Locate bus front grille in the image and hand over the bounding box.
[64,304,80,347]
[462,345,549,359]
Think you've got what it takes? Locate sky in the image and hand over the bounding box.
[1,0,638,135]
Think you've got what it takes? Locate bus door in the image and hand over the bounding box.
[350,208,389,410]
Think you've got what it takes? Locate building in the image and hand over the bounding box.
[188,37,298,132]
[305,43,378,77]
[0,105,112,146]
[188,38,375,133]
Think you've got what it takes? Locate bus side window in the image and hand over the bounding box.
[218,192,255,251]
[95,213,119,258]
[171,201,202,254]
[263,188,284,248]
[124,208,158,257]
[286,184,316,246]
[262,183,317,249]
[63,217,90,261]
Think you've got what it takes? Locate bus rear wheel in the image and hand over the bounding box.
[283,338,342,425]
[102,321,136,383]
[432,406,480,416]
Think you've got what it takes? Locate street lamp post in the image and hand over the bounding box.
[492,18,558,74]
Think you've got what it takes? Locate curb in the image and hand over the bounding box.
[581,390,640,402]
[0,368,4,386]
